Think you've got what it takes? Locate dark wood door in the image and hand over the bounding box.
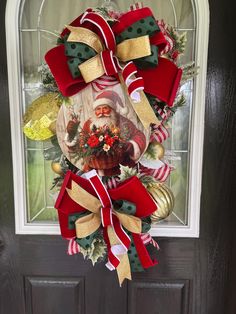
[1,1,236,313]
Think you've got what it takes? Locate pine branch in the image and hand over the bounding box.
[166,26,187,55]
[139,175,159,189]
[181,62,199,84]
[144,142,158,160]
[173,93,186,108]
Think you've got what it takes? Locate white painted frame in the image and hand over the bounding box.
[5,0,209,236]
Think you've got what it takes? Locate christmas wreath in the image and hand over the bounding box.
[23,3,197,285]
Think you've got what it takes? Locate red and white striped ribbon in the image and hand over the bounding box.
[141,233,160,250]
[150,123,170,143]
[157,20,174,55]
[140,162,173,182]
[85,170,131,271]
[91,75,119,92]
[104,176,119,190]
[67,238,80,255]
[155,106,168,120]
[129,2,144,11]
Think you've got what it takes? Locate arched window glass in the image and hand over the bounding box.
[6,0,209,235]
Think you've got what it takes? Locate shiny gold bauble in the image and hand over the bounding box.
[149,184,174,222]
[23,92,62,140]
[51,161,64,175]
[153,142,165,159]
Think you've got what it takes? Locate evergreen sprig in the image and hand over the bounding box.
[167,26,187,54]
[144,142,158,160]
[181,62,199,84]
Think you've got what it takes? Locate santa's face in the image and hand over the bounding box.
[91,105,118,129]
[95,105,112,118]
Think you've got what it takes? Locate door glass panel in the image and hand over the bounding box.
[20,0,196,227]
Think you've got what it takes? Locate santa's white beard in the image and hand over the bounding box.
[90,111,118,129]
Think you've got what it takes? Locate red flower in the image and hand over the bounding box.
[105,136,115,147]
[87,135,99,147]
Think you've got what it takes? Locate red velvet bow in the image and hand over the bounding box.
[45,7,182,107]
[55,170,158,270]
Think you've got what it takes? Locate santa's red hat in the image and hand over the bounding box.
[93,90,127,114]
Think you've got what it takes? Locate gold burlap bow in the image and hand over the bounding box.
[66,26,151,82]
[66,180,142,285]
[66,26,160,129]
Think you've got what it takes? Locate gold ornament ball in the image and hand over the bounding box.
[149,184,174,222]
[51,161,64,175]
[153,142,165,159]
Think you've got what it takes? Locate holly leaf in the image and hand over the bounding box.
[118,165,138,182]
[80,238,107,266]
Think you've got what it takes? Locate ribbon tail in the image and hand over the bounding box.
[132,233,158,268]
[119,74,160,129]
[107,226,132,286]
[117,254,132,286]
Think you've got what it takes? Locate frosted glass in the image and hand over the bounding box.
[20,0,195,227]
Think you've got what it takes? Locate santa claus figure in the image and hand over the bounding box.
[66,90,147,175]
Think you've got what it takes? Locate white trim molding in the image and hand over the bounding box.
[6,0,209,236]
[151,0,210,237]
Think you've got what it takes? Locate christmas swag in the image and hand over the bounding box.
[23,3,197,285]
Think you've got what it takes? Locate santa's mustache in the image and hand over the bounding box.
[96,113,111,118]
[90,111,118,129]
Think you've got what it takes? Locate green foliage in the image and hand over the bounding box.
[172,30,187,54]
[139,175,158,189]
[119,164,157,188]
[144,142,158,160]
[38,63,59,92]
[80,237,107,265]
[118,165,139,182]
[181,62,199,84]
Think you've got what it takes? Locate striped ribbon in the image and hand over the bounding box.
[153,103,172,122]
[151,123,170,143]
[67,238,80,255]
[140,162,172,182]
[157,20,174,55]
[67,233,160,255]
[104,176,119,190]
[141,233,160,250]
[91,75,119,92]
[155,106,168,120]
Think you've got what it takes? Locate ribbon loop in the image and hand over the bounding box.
[128,77,145,102]
[80,11,116,52]
[116,35,151,62]
[122,61,138,84]
[100,50,118,76]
